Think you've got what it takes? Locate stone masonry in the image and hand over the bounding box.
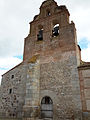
[0,0,90,120]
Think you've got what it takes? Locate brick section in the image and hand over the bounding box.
[78,67,90,120]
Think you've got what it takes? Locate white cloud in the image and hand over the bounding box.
[0,0,44,58]
[0,57,22,69]
[59,0,90,42]
[0,57,22,84]
[0,70,7,85]
[81,47,90,62]
[1,0,89,57]
[81,43,90,62]
[59,0,90,62]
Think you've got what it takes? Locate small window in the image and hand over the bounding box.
[47,11,51,16]
[52,24,59,37]
[46,9,51,16]
[11,75,14,79]
[37,28,43,41]
[9,89,12,94]
[11,103,13,106]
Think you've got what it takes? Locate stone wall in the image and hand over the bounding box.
[40,51,82,120]
[23,56,40,118]
[0,63,27,119]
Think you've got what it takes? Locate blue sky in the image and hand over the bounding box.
[0,0,90,84]
[79,38,88,49]
[14,55,23,60]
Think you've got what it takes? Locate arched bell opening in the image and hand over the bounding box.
[46,9,51,16]
[52,23,59,37]
[41,96,53,119]
[37,25,43,41]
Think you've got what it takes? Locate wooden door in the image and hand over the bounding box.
[41,96,53,118]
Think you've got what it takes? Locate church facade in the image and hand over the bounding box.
[0,0,90,120]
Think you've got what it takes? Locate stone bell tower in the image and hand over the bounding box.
[23,0,82,119]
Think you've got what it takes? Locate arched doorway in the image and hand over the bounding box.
[41,96,53,118]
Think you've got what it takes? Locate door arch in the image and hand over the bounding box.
[41,96,53,118]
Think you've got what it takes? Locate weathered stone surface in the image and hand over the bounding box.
[0,0,90,120]
[0,63,27,118]
[40,51,82,120]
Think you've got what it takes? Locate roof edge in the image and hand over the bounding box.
[2,62,23,76]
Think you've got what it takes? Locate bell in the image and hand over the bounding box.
[53,26,59,36]
[37,30,43,40]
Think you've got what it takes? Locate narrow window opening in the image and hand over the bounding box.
[52,24,59,37]
[11,75,14,79]
[46,9,51,16]
[11,103,13,106]
[37,28,43,41]
[47,11,51,16]
[9,88,12,94]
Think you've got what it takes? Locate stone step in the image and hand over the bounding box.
[22,118,52,120]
